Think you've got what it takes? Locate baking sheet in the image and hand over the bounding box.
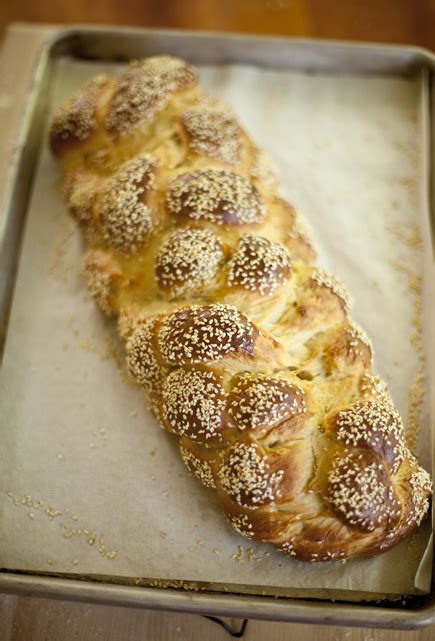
[0,57,432,599]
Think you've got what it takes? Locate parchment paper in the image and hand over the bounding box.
[0,57,433,599]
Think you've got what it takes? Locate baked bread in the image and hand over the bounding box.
[50,55,432,562]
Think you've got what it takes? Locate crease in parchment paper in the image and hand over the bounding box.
[0,57,432,599]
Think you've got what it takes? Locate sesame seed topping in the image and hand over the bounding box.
[228,373,306,431]
[162,368,226,441]
[311,269,351,315]
[328,451,399,532]
[84,265,112,316]
[83,252,120,316]
[227,234,292,296]
[155,227,223,295]
[409,468,432,526]
[106,56,197,136]
[181,107,241,164]
[334,401,406,472]
[279,541,297,556]
[51,75,108,146]
[99,154,157,254]
[167,169,266,226]
[118,308,153,342]
[126,318,164,395]
[250,148,280,190]
[346,322,373,359]
[225,513,255,539]
[158,304,257,365]
[180,444,216,488]
[64,173,97,239]
[360,374,393,406]
[217,443,284,509]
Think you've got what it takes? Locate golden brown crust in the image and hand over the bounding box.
[126,317,168,400]
[106,56,198,138]
[326,450,400,532]
[64,170,100,242]
[329,401,406,473]
[216,442,285,509]
[50,75,112,156]
[98,154,158,254]
[179,438,218,489]
[227,373,306,435]
[50,55,432,563]
[273,198,317,264]
[155,227,224,296]
[181,106,242,165]
[323,322,373,373]
[227,235,292,296]
[167,169,266,226]
[158,304,258,365]
[83,250,123,316]
[162,367,227,443]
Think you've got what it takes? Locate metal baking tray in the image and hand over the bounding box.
[1,24,435,630]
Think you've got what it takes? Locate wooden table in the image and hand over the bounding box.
[0,0,435,48]
[0,12,434,641]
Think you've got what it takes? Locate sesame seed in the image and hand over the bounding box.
[156,227,223,295]
[334,401,406,472]
[158,304,257,365]
[345,322,373,361]
[83,253,118,316]
[228,235,292,296]
[180,444,216,488]
[360,374,393,406]
[167,169,266,226]
[228,373,306,431]
[51,75,109,145]
[225,513,255,539]
[126,318,166,397]
[310,269,351,315]
[99,154,158,254]
[106,56,197,136]
[279,541,297,557]
[118,308,148,341]
[217,442,284,508]
[327,451,400,532]
[162,368,226,441]
[182,107,241,164]
[64,172,98,240]
[409,468,432,526]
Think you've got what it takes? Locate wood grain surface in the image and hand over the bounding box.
[0,8,434,639]
[0,0,435,48]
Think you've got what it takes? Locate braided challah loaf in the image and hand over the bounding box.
[50,55,431,562]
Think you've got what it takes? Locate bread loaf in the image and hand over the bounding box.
[50,55,431,562]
